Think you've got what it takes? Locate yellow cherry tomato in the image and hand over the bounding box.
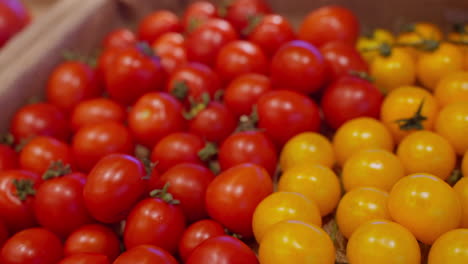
[252,192,322,243]
[435,102,468,155]
[380,85,439,142]
[333,117,394,166]
[396,22,444,61]
[357,29,395,63]
[417,42,464,91]
[454,178,468,228]
[434,71,468,107]
[259,220,335,264]
[336,187,391,239]
[342,149,405,192]
[370,47,416,93]
[278,164,341,216]
[448,24,468,53]
[428,229,468,264]
[397,131,456,180]
[388,173,462,245]
[463,151,468,178]
[347,220,421,264]
[279,132,335,171]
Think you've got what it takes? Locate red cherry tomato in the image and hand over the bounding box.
[206,163,273,237]
[219,131,278,176]
[83,154,146,223]
[72,121,134,172]
[215,40,269,83]
[151,132,205,173]
[58,253,110,264]
[178,219,226,262]
[320,41,368,81]
[257,90,321,146]
[246,14,296,57]
[0,145,18,170]
[186,18,238,66]
[0,0,29,47]
[299,5,360,47]
[0,170,39,233]
[270,40,327,94]
[70,98,126,132]
[0,219,8,248]
[181,1,218,33]
[128,92,186,148]
[10,102,70,143]
[223,73,272,117]
[186,236,259,264]
[1,228,63,264]
[137,10,181,44]
[19,136,74,175]
[221,0,272,33]
[321,75,383,129]
[152,32,187,74]
[102,28,137,49]
[64,224,121,261]
[113,245,178,264]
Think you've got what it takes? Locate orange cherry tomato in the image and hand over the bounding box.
[454,177,468,228]
[428,229,468,264]
[434,71,468,108]
[435,102,468,155]
[463,151,468,178]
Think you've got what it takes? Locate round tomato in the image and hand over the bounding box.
[336,187,391,239]
[388,173,462,245]
[320,41,368,81]
[186,18,238,66]
[64,224,121,261]
[128,92,185,148]
[123,196,186,254]
[46,61,101,112]
[58,253,110,264]
[152,32,187,74]
[102,28,136,49]
[215,40,268,82]
[205,163,273,238]
[1,228,63,264]
[454,178,468,228]
[0,170,39,232]
[257,90,321,146]
[218,131,278,176]
[137,10,181,44]
[70,98,126,132]
[356,28,395,63]
[278,164,341,216]
[270,40,327,94]
[434,71,468,107]
[347,220,421,264]
[0,0,29,47]
[83,154,146,223]
[333,117,394,166]
[186,235,258,264]
[10,102,70,143]
[181,1,217,33]
[259,220,335,264]
[0,144,18,170]
[246,14,295,57]
[178,219,226,262]
[428,229,468,264]
[342,149,405,192]
[114,245,177,264]
[435,102,468,155]
[223,73,271,117]
[220,0,271,33]
[321,75,383,129]
[298,5,359,47]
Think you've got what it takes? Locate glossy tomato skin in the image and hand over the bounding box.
[0,145,18,170]
[188,102,237,144]
[83,154,147,223]
[0,170,39,233]
[270,40,327,94]
[320,41,368,81]
[72,121,134,172]
[219,131,278,175]
[10,102,70,143]
[215,40,268,83]
[257,90,321,146]
[137,10,181,44]
[64,224,121,261]
[1,228,63,264]
[19,136,75,175]
[152,32,187,74]
[205,163,273,237]
[46,61,101,113]
[321,75,383,129]
[58,253,110,264]
[247,14,296,57]
[113,245,178,264]
[34,173,93,238]
[221,0,272,33]
[151,132,205,173]
[178,219,226,262]
[223,73,272,117]
[181,1,217,32]
[186,235,259,264]
[0,0,29,47]
[102,28,137,49]
[123,198,186,254]
[128,92,185,148]
[104,47,165,105]
[70,98,126,132]
[299,5,359,47]
[186,18,238,66]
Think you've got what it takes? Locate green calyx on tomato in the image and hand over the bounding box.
[236,106,259,132]
[241,14,264,37]
[140,157,157,180]
[171,81,189,100]
[183,93,211,120]
[198,142,218,162]
[42,160,72,180]
[12,178,36,201]
[349,70,375,83]
[149,183,180,205]
[394,99,427,131]
[0,133,14,146]
[218,0,233,17]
